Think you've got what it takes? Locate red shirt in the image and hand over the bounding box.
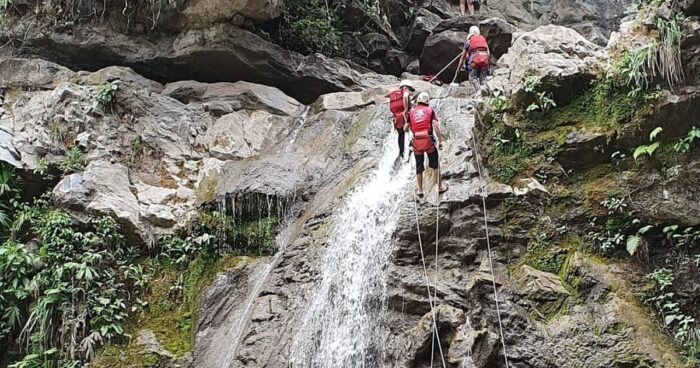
[409,105,438,134]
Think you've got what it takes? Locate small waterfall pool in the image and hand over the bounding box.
[289,132,412,367]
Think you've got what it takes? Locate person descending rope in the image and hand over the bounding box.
[406,92,448,197]
[389,80,415,161]
[459,26,491,87]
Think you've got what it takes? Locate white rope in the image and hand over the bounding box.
[432,167,442,366]
[428,52,463,83]
[411,167,447,368]
[471,128,511,368]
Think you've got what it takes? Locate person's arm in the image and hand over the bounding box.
[458,47,468,71]
[433,113,445,148]
[402,91,410,121]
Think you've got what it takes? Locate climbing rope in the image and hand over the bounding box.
[471,127,511,368]
[432,167,442,366]
[411,172,447,368]
[428,52,463,83]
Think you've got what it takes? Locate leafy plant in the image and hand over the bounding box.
[523,75,556,114]
[673,126,700,153]
[59,147,85,173]
[1,209,152,366]
[92,81,119,112]
[633,127,662,161]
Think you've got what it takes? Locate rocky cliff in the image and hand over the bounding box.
[0,0,699,367]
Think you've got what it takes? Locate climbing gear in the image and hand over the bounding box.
[471,127,511,368]
[469,25,480,36]
[390,88,412,129]
[470,50,490,71]
[416,92,430,105]
[399,79,415,91]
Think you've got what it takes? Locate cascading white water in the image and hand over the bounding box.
[289,133,412,367]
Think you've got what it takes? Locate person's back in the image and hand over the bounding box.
[389,80,414,160]
[468,34,488,53]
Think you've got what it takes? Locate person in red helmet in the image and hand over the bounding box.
[405,92,448,197]
[388,80,415,160]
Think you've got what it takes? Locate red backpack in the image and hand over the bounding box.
[389,88,410,129]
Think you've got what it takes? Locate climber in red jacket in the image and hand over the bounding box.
[389,80,415,159]
[458,26,491,86]
[405,92,448,197]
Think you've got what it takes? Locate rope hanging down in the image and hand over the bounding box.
[471,127,511,368]
[411,176,447,368]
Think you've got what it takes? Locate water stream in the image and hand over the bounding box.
[289,133,412,367]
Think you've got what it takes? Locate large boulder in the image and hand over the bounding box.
[406,8,443,53]
[486,25,606,106]
[420,18,517,83]
[202,111,288,160]
[420,30,469,83]
[432,17,518,59]
[163,80,303,117]
[5,23,395,104]
[53,161,145,241]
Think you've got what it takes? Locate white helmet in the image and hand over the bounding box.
[400,79,415,91]
[416,92,430,104]
[469,26,480,36]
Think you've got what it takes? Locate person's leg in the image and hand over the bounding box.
[427,150,447,192]
[415,152,425,195]
[397,127,405,158]
[468,0,475,15]
[460,0,466,15]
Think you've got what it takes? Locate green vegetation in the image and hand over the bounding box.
[92,81,119,113]
[58,147,86,173]
[0,161,279,366]
[277,0,341,56]
[633,127,663,161]
[1,205,149,367]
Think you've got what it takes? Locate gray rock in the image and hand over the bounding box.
[517,265,570,302]
[163,80,303,117]
[203,111,287,160]
[355,33,391,59]
[7,23,396,104]
[406,8,443,53]
[487,25,606,107]
[420,30,469,83]
[557,130,609,170]
[53,160,145,242]
[629,160,700,227]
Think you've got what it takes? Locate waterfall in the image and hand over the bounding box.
[289,133,412,367]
